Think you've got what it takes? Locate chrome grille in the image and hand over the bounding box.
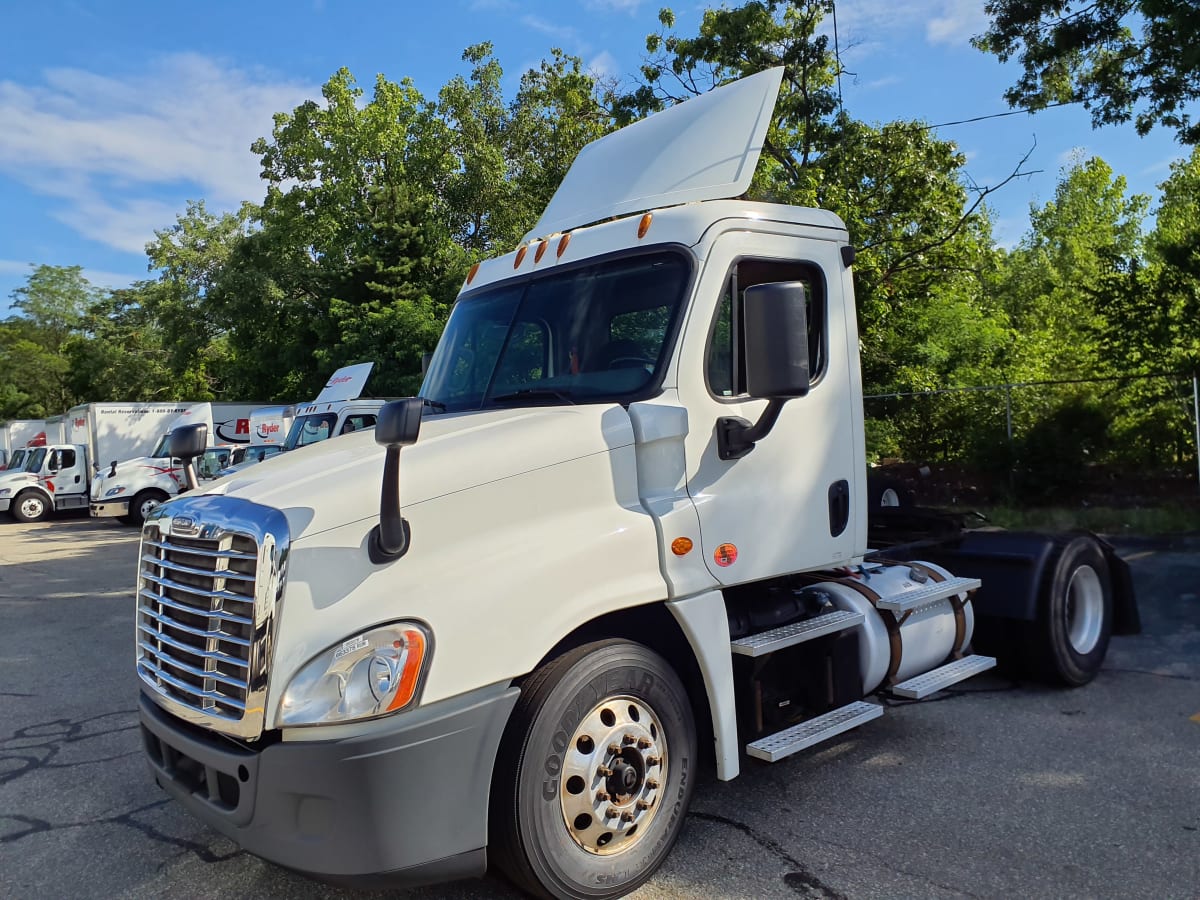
[136,496,289,740]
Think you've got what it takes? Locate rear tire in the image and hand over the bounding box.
[127,489,168,527]
[867,475,912,509]
[1028,536,1113,686]
[490,640,697,899]
[11,491,49,523]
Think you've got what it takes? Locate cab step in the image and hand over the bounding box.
[730,610,864,657]
[746,701,883,762]
[888,654,997,699]
[875,575,981,613]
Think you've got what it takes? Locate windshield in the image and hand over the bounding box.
[149,433,170,458]
[23,448,47,473]
[6,448,28,470]
[284,413,337,450]
[421,250,691,412]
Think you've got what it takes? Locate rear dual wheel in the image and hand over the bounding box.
[1031,536,1114,686]
[491,640,696,899]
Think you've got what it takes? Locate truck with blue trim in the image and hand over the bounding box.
[133,69,1139,899]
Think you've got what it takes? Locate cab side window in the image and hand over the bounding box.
[340,414,378,435]
[706,259,825,398]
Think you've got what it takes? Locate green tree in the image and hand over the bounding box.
[974,1,1200,143]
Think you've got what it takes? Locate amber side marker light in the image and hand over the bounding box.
[638,213,653,238]
[514,245,528,268]
[671,537,693,556]
[386,628,428,712]
[466,262,480,285]
[557,232,572,257]
[534,240,548,263]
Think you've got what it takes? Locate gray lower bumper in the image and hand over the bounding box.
[0,499,9,513]
[90,499,130,517]
[139,683,519,886]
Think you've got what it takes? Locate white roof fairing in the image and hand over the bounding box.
[524,67,785,242]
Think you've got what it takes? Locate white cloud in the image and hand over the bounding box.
[588,51,620,80]
[521,14,581,44]
[862,75,901,90]
[585,0,642,13]
[826,1,988,51]
[0,54,317,254]
[926,4,989,46]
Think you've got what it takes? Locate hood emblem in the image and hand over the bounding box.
[171,516,199,536]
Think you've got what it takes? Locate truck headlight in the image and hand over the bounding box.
[279,622,430,726]
[104,486,127,497]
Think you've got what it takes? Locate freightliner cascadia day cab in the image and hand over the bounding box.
[135,69,1139,899]
[0,403,193,523]
[89,402,260,526]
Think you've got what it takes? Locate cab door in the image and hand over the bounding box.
[676,227,860,585]
[48,446,88,508]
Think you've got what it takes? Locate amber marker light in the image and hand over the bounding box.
[466,262,480,285]
[671,537,693,556]
[385,628,428,712]
[557,232,571,257]
[638,213,653,238]
[534,240,548,263]
[514,245,528,268]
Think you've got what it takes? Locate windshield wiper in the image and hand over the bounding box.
[489,388,576,405]
[419,397,447,411]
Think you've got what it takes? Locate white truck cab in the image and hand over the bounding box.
[0,443,91,522]
[134,70,1137,898]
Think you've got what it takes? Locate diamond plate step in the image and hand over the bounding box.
[888,654,998,699]
[730,610,864,657]
[875,575,981,613]
[746,701,883,762]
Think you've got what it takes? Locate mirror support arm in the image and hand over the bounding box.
[717,398,786,460]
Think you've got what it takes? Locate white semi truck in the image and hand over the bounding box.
[134,70,1139,898]
[89,402,259,525]
[0,403,191,522]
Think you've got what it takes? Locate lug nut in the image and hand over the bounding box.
[646,778,659,790]
[597,765,613,777]
[608,743,622,755]
[646,756,661,767]
[606,807,620,819]
[595,790,610,802]
[623,734,637,745]
[620,811,635,822]
[637,737,652,749]
[636,799,650,810]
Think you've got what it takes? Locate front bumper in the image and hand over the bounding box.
[139,682,519,886]
[0,498,9,513]
[90,499,130,518]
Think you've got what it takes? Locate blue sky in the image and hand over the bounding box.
[0,1,1185,315]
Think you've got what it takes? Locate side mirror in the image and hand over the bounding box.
[47,452,60,473]
[168,423,209,491]
[718,281,811,460]
[368,398,423,563]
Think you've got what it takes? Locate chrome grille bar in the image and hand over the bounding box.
[140,553,257,582]
[136,624,251,669]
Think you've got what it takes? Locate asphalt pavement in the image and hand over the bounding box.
[1,516,1197,899]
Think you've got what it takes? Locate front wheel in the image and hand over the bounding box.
[127,489,169,527]
[491,640,697,899]
[11,491,49,523]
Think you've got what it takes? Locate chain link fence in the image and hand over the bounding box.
[863,372,1200,505]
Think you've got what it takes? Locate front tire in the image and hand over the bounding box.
[11,491,49,523]
[127,489,168,527]
[491,640,697,899]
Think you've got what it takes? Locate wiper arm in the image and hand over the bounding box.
[419,397,447,412]
[489,388,576,405]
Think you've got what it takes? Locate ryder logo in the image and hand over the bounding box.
[326,375,353,387]
[256,423,281,438]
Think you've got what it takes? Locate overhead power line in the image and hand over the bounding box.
[923,100,1084,131]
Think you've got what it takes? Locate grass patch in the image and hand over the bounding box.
[955,504,1200,535]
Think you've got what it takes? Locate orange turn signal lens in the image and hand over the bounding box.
[466,262,480,284]
[513,246,527,268]
[534,240,548,263]
[637,213,653,238]
[557,232,571,257]
[671,537,693,556]
[386,628,428,712]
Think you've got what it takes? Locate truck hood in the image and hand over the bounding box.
[198,404,635,542]
[0,471,38,490]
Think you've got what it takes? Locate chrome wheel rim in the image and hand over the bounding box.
[879,487,901,507]
[19,496,43,519]
[559,695,667,856]
[139,496,161,519]
[1066,565,1103,655]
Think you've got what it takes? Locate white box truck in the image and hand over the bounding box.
[134,70,1139,897]
[89,402,259,525]
[1,419,49,469]
[0,403,190,522]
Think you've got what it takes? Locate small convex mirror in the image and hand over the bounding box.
[374,398,423,448]
[168,423,209,461]
[743,281,811,399]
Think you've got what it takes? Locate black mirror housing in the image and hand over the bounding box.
[743,281,811,399]
[169,423,209,461]
[375,398,423,448]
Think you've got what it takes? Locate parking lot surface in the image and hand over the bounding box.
[2,516,1197,899]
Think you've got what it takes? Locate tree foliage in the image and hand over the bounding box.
[975,1,1200,143]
